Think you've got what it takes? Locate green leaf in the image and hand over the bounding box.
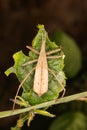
[49,112,87,130]
[35,109,55,117]
[5,24,66,105]
[11,127,21,130]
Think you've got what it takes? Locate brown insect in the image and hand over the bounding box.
[12,35,65,110]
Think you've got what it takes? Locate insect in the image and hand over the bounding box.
[12,34,65,110]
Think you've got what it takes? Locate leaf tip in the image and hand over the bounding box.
[5,67,16,76]
[37,24,44,29]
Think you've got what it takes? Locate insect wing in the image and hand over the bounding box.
[33,38,48,96]
[33,54,48,96]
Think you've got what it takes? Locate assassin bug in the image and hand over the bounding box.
[12,34,66,110]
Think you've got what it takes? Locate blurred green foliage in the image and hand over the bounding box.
[49,112,87,130]
[51,30,82,78]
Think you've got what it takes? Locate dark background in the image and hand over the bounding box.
[0,0,87,130]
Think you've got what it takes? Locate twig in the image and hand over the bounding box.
[0,91,87,118]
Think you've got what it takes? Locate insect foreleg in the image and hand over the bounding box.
[12,67,36,110]
[26,46,39,55]
[48,68,66,98]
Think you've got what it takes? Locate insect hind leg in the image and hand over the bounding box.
[12,67,36,110]
[26,46,39,55]
[48,68,66,98]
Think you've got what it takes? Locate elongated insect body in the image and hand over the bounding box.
[33,37,48,96]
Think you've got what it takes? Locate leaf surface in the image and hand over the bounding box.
[5,25,66,105]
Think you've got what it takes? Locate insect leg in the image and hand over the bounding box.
[22,59,38,66]
[46,47,61,55]
[47,55,64,59]
[48,68,66,98]
[12,67,36,110]
[26,46,39,55]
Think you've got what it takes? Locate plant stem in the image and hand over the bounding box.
[0,91,87,118]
